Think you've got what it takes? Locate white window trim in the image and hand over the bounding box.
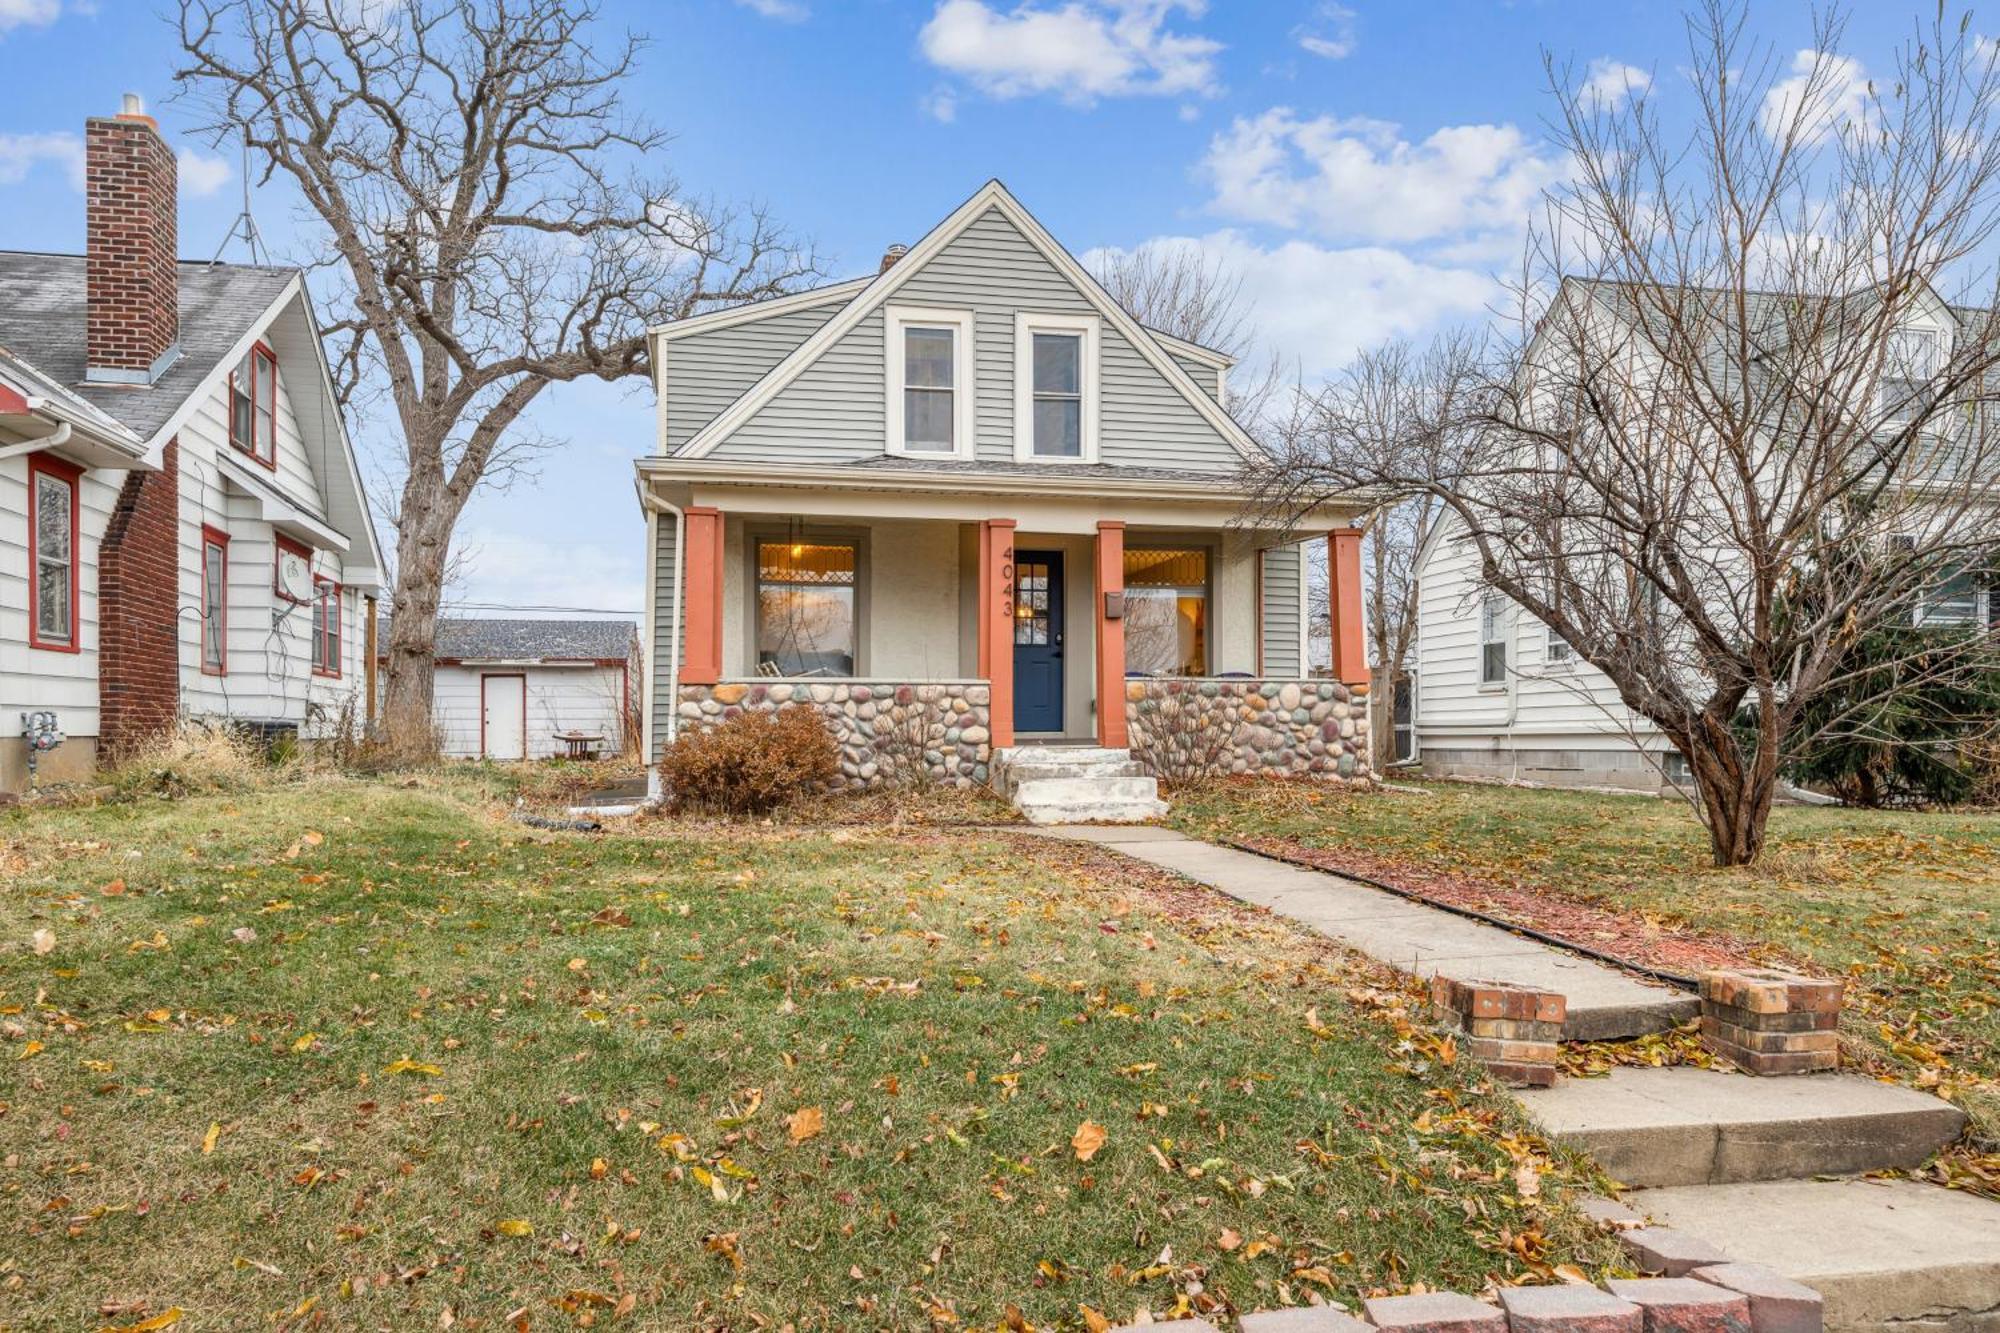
[1013,310,1100,464]
[884,305,976,460]
[1478,594,1509,691]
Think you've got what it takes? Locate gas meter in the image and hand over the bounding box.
[20,710,62,788]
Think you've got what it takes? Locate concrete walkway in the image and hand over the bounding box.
[1043,825,1697,1040]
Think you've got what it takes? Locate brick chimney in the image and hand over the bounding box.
[879,243,908,274]
[85,93,179,385]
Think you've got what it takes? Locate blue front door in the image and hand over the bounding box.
[1013,550,1065,733]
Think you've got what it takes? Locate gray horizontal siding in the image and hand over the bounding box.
[1261,544,1303,676]
[1169,351,1220,400]
[664,301,845,451]
[709,206,1244,474]
[650,513,682,762]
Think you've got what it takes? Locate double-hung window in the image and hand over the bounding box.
[1881,327,1941,427]
[885,307,972,458]
[229,343,278,466]
[1479,595,1509,686]
[200,526,229,674]
[28,454,81,652]
[1014,312,1098,462]
[1546,625,1575,664]
[312,577,343,677]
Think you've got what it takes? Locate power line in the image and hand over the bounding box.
[436,600,640,617]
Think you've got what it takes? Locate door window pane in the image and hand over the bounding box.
[757,541,857,676]
[1123,547,1207,675]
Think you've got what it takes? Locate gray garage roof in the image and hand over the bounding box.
[0,250,297,442]
[382,618,637,663]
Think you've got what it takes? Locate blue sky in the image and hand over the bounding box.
[0,0,1958,619]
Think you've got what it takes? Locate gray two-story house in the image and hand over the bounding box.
[637,181,1372,819]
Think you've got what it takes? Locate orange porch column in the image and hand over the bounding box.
[681,506,724,686]
[977,519,1017,748]
[1094,520,1128,748]
[1327,527,1369,688]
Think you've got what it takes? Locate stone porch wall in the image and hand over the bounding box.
[674,680,992,790]
[1125,678,1370,781]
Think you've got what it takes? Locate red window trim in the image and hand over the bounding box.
[26,453,83,654]
[312,575,343,679]
[228,341,279,471]
[200,525,230,675]
[273,532,312,604]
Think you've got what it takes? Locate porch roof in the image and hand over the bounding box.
[635,453,1383,523]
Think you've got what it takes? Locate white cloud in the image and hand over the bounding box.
[1293,2,1356,61]
[734,0,807,20]
[1086,230,1498,381]
[1761,49,1874,143]
[177,146,232,198]
[922,86,959,123]
[1201,108,1565,248]
[1580,57,1650,111]
[0,0,61,34]
[0,130,82,188]
[919,0,1222,105]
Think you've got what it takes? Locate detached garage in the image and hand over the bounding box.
[382,619,638,761]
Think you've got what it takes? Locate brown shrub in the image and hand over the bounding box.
[659,706,840,816]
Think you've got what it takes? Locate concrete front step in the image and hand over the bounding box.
[1632,1177,2000,1333]
[997,747,1166,824]
[996,758,1145,795]
[1017,799,1170,826]
[1518,1065,1967,1188]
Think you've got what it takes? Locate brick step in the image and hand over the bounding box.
[1518,1064,1966,1188]
[1632,1177,2000,1333]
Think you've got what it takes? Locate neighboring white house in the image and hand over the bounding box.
[1409,277,1992,792]
[0,96,383,794]
[381,619,638,761]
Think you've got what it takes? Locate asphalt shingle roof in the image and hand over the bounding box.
[382,618,636,663]
[0,251,297,442]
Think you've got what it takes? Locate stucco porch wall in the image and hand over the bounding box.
[675,678,993,789]
[1125,677,1371,780]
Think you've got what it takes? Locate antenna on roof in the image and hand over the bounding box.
[210,126,269,266]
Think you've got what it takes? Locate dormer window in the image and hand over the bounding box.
[1013,312,1099,462]
[884,306,973,458]
[229,343,278,466]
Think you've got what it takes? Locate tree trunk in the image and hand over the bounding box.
[382,476,455,761]
[1369,664,1397,772]
[1682,715,1780,867]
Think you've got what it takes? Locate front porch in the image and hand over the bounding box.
[644,466,1372,793]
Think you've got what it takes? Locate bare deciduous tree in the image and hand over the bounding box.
[1268,337,1467,769]
[174,0,819,753]
[1253,2,2000,866]
[1091,240,1284,428]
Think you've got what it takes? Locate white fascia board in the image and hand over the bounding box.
[651,278,872,342]
[217,449,350,551]
[1147,326,1237,369]
[676,179,1268,463]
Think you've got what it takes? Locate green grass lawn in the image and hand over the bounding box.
[0,775,1617,1332]
[1170,780,2000,1136]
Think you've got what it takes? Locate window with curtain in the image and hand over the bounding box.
[1124,547,1207,675]
[756,541,857,676]
[201,529,229,673]
[1032,332,1082,457]
[903,326,956,452]
[29,458,76,649]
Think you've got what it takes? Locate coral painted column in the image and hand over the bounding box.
[1094,520,1128,748]
[977,519,1017,748]
[1327,527,1369,688]
[681,506,724,686]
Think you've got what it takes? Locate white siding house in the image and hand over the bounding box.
[384,619,637,761]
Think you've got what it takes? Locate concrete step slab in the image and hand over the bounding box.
[1519,1066,1968,1188]
[1017,800,1170,826]
[1012,775,1161,803]
[1633,1177,2000,1333]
